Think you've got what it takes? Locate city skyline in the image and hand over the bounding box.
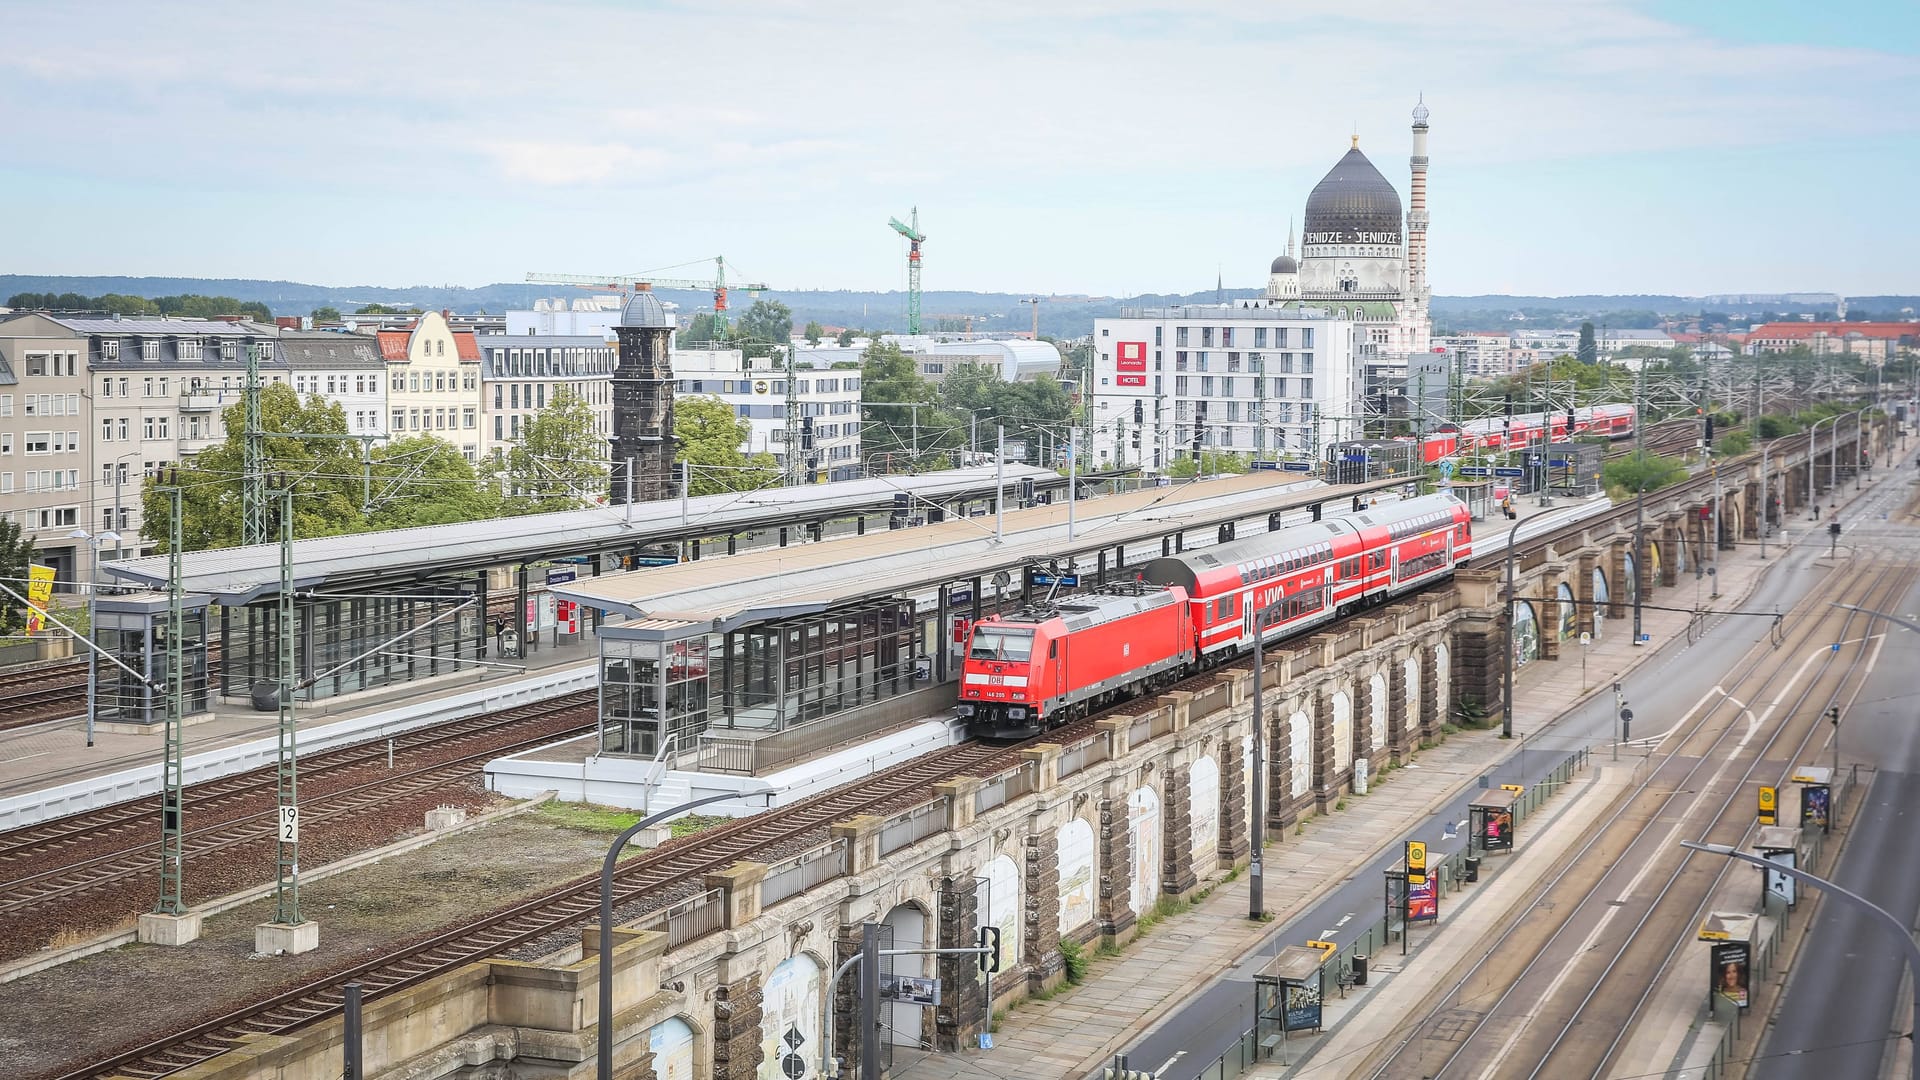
[3,0,1916,299]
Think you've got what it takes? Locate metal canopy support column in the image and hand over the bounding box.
[158,476,187,915]
[272,481,302,925]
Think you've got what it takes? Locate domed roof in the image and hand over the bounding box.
[1270,253,1298,274]
[620,290,673,329]
[1303,146,1404,246]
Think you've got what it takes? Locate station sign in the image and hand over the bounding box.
[1281,461,1314,472]
[1550,458,1573,467]
[546,567,577,586]
[1458,467,1492,478]
[1405,840,1427,886]
[1250,460,1279,471]
[1494,467,1525,477]
[1030,573,1081,587]
[1757,786,1776,825]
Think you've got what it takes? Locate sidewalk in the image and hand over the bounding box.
[893,476,1858,1080]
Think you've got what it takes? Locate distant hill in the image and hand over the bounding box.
[6,275,1914,340]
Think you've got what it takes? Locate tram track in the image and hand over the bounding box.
[1369,557,1913,1079]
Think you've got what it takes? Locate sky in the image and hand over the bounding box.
[3,0,1917,299]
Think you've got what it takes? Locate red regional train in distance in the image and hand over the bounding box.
[1414,402,1636,463]
[957,493,1473,739]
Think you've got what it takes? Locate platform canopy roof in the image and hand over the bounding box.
[554,473,1407,640]
[104,465,1063,604]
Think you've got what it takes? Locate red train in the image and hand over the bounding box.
[1416,402,1635,463]
[957,493,1473,738]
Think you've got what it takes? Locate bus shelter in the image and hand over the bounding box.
[1469,787,1519,856]
[1253,945,1330,1059]
[1791,765,1832,834]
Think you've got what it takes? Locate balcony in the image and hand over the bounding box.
[179,389,237,411]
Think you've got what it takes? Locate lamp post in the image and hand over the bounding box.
[1680,840,1920,1080]
[1249,598,1281,920]
[598,791,774,1080]
[1808,415,1841,519]
[1501,515,1525,739]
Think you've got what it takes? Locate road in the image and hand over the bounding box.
[1108,477,1905,1080]
[1758,480,1920,1080]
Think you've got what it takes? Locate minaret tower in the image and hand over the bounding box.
[1408,94,1431,302]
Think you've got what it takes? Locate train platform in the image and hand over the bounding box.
[890,470,1887,1080]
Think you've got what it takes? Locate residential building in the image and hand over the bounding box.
[378,311,482,460]
[281,330,389,440]
[1434,333,1514,379]
[477,333,616,459]
[672,347,864,482]
[1745,321,1917,361]
[0,318,90,587]
[507,296,631,337]
[1598,328,1676,357]
[1089,305,1361,471]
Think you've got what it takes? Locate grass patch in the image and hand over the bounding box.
[1060,938,1090,984]
[1335,798,1348,811]
[535,801,643,833]
[1440,724,1461,736]
[671,814,729,838]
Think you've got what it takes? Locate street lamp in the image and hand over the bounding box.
[598,790,774,1080]
[1501,515,1525,739]
[1249,599,1281,919]
[1807,415,1842,519]
[67,527,122,747]
[1680,840,1920,1080]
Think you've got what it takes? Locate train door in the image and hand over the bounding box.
[1052,637,1066,704]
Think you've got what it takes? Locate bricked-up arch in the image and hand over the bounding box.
[1331,691,1354,773]
[1556,582,1578,641]
[1057,818,1097,937]
[1189,756,1220,880]
[758,954,822,1080]
[648,1016,696,1080]
[1128,786,1162,917]
[1399,656,1420,745]
[1368,673,1388,752]
[979,854,1022,989]
[882,902,929,1047]
[1511,601,1541,669]
[1432,642,1450,730]
[1590,568,1611,641]
[1288,710,1311,798]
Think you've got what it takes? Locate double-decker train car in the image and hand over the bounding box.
[959,494,1471,738]
[1414,403,1636,463]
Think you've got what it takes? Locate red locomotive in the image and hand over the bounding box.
[958,493,1472,738]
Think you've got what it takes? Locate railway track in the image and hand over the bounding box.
[0,662,90,730]
[1370,555,1913,1079]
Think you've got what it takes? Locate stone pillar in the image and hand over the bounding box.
[1023,828,1064,992]
[1575,553,1598,635]
[1450,615,1503,724]
[1312,687,1336,811]
[1217,718,1249,865]
[1387,657,1409,763]
[935,875,984,1051]
[1351,673,1377,766]
[1096,784,1136,938]
[1161,764,1197,897]
[1264,700,1291,830]
[712,971,763,1080]
[1608,542,1630,619]
[1418,644,1440,739]
[703,861,768,928]
[1659,522,1680,586]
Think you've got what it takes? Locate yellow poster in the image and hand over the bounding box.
[25,564,55,633]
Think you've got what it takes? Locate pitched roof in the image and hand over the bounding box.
[1748,321,1917,341]
[376,330,411,361]
[454,332,480,361]
[279,331,384,370]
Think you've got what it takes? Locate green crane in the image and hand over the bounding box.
[889,208,925,335]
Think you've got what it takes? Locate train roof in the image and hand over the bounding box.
[1138,493,1465,591]
[992,583,1183,631]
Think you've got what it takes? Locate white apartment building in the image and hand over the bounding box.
[476,333,616,459]
[378,311,481,460]
[281,331,388,440]
[507,296,631,338]
[1088,305,1361,472]
[1434,333,1514,380]
[672,347,863,482]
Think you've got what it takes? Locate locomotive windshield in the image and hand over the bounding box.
[970,628,1035,661]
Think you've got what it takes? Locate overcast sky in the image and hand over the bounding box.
[4,1,1915,298]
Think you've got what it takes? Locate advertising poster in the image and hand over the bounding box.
[1802,785,1830,830]
[1764,850,1797,905]
[1484,809,1514,851]
[1283,981,1323,1032]
[24,564,54,633]
[1407,872,1438,922]
[1712,941,1750,1009]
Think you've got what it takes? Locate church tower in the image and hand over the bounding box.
[1265,220,1301,300]
[609,284,677,504]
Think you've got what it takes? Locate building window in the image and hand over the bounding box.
[1255,327,1267,348]
[117,418,129,440]
[101,340,120,359]
[392,372,405,392]
[1221,327,1233,348]
[510,414,520,439]
[179,340,202,361]
[494,415,504,440]
[393,409,405,431]
[24,432,50,454]
[102,418,114,442]
[463,408,475,429]
[1175,326,1189,347]
[409,372,420,392]
[142,340,160,362]
[1301,328,1314,348]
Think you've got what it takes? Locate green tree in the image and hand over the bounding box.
[0,517,37,635]
[1576,321,1597,364]
[497,390,608,514]
[311,306,342,322]
[1167,451,1252,479]
[355,303,420,315]
[734,299,793,359]
[675,395,779,495]
[156,294,272,321]
[1602,450,1686,495]
[803,320,824,346]
[677,311,725,347]
[861,339,949,470]
[937,363,1073,465]
[365,436,501,529]
[836,327,857,347]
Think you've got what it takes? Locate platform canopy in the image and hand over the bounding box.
[102,465,1062,603]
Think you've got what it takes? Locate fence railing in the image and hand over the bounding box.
[760,840,849,907]
[974,763,1036,815]
[634,888,727,948]
[1127,714,1152,748]
[879,799,948,856]
[1056,734,1108,780]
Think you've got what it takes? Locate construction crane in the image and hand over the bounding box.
[888,209,925,334]
[525,257,770,332]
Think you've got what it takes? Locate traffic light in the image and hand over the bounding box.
[800,414,814,450]
[1703,414,1714,444]
[1133,399,1144,424]
[978,925,1002,974]
[1503,393,1513,417]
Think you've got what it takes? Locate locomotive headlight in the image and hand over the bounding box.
[1007,707,1028,719]
[955,704,975,717]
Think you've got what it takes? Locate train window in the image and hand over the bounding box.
[1049,641,1057,658]
[970,629,1034,661]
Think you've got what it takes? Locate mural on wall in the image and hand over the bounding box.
[1331,691,1353,773]
[1557,582,1578,641]
[1623,551,1638,604]
[1433,643,1449,725]
[1288,711,1310,798]
[1591,567,1611,640]
[980,854,1021,979]
[1128,785,1162,917]
[758,955,822,1080]
[1368,673,1388,751]
[649,1017,696,1080]
[1511,602,1540,667]
[1056,818,1096,935]
[1402,657,1420,734]
[1242,733,1253,810]
[1189,755,1220,872]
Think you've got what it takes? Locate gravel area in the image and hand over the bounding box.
[0,808,618,1080]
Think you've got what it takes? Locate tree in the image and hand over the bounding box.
[803,320,824,346]
[1167,451,1252,479]
[365,437,501,529]
[861,339,953,470]
[937,363,1073,465]
[675,395,779,495]
[836,327,857,347]
[1577,321,1598,364]
[734,299,793,359]
[1602,450,1686,495]
[497,390,608,514]
[355,303,419,315]
[0,517,37,635]
[677,311,724,347]
[311,306,342,322]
